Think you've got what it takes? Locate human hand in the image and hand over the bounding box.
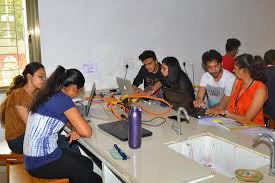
[133,86,142,93]
[193,99,206,108]
[68,131,80,144]
[206,108,225,117]
[141,90,153,96]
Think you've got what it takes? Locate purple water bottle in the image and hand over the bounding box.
[128,106,141,149]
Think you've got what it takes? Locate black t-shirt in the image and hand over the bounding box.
[133,62,163,89]
[162,71,195,113]
[264,66,275,119]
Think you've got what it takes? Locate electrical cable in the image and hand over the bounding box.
[142,117,167,127]
[183,62,189,76]
[119,115,167,127]
[86,93,173,121]
[183,61,195,86]
[191,63,195,86]
[124,64,129,79]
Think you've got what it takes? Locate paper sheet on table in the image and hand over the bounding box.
[198,117,248,131]
[198,117,220,126]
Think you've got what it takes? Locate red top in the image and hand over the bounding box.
[222,55,235,73]
[228,79,266,126]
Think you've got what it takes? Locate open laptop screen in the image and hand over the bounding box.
[75,82,96,117]
[116,77,134,95]
[84,82,96,116]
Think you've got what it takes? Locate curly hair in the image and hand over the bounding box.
[202,49,222,66]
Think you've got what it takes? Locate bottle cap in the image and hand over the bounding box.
[131,105,139,110]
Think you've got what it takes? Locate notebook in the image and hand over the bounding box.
[116,77,134,95]
[98,120,153,141]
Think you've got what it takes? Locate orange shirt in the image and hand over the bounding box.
[3,88,32,141]
[228,79,266,126]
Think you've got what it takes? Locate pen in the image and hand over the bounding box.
[114,144,128,160]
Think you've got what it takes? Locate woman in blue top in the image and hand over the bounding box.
[23,66,101,183]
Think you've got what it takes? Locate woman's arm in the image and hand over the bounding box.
[64,107,92,137]
[15,105,29,124]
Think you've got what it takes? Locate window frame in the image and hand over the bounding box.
[0,0,41,93]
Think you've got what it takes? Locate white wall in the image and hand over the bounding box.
[37,0,274,91]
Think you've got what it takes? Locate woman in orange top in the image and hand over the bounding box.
[207,54,267,126]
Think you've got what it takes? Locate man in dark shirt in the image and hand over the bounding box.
[133,50,163,96]
[264,49,275,120]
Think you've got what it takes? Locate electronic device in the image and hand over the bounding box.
[98,120,153,141]
[163,87,208,119]
[116,77,134,95]
[75,82,96,120]
[163,87,195,112]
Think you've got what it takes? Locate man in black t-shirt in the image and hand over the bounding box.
[133,50,163,96]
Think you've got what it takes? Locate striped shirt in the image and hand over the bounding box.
[23,92,75,170]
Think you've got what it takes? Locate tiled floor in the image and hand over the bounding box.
[0,166,7,183]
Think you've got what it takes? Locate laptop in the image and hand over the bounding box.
[84,82,96,117]
[75,82,96,119]
[163,87,207,119]
[98,120,153,141]
[116,77,134,95]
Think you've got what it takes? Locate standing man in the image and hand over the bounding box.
[263,49,275,121]
[133,50,163,96]
[193,49,236,110]
[222,38,241,73]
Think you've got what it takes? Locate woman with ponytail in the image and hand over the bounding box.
[207,54,267,126]
[23,66,101,183]
[0,62,45,153]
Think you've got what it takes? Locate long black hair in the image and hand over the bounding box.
[162,57,186,85]
[235,54,266,82]
[6,62,44,95]
[31,65,85,113]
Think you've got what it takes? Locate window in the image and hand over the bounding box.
[0,0,40,90]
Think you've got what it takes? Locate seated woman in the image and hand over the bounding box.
[0,62,45,153]
[23,66,101,183]
[207,54,267,126]
[161,57,195,113]
[263,49,275,120]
